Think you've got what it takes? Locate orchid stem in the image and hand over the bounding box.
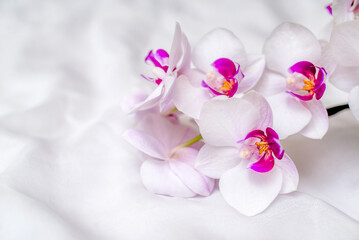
[169,134,203,156]
[327,104,349,117]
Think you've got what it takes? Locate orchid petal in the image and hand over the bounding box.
[169,23,183,72]
[300,99,328,139]
[330,65,359,92]
[264,22,321,75]
[135,114,198,152]
[330,21,359,67]
[200,98,256,147]
[173,75,211,119]
[276,153,299,194]
[169,148,214,196]
[193,28,247,73]
[254,69,287,97]
[316,40,337,76]
[219,161,283,216]
[267,92,312,139]
[123,129,166,159]
[129,84,164,113]
[177,33,191,74]
[141,159,195,197]
[121,93,148,114]
[160,75,176,112]
[241,91,273,130]
[332,0,357,24]
[186,69,206,87]
[239,54,266,93]
[349,86,359,121]
[195,144,240,179]
[199,92,272,147]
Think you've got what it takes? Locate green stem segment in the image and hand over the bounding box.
[178,134,203,148]
[169,134,203,157]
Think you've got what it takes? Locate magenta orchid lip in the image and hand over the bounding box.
[201,58,243,98]
[141,49,170,85]
[286,61,327,101]
[239,127,284,173]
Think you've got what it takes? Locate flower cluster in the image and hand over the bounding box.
[123,2,359,216]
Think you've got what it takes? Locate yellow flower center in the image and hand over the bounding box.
[255,141,269,154]
[219,80,232,92]
[302,79,315,91]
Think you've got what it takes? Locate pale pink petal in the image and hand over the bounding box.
[187,69,206,87]
[195,144,240,179]
[121,92,148,113]
[300,99,329,139]
[129,84,164,113]
[219,161,283,216]
[123,129,166,159]
[199,92,272,147]
[264,22,321,75]
[239,54,266,93]
[136,114,199,154]
[330,65,359,92]
[332,0,357,24]
[242,91,273,130]
[276,153,299,194]
[160,75,176,112]
[330,21,359,67]
[169,148,214,196]
[316,40,337,77]
[141,159,195,197]
[135,114,198,152]
[169,23,183,72]
[173,75,211,119]
[177,33,191,74]
[267,92,312,139]
[192,28,247,73]
[349,86,359,121]
[254,69,287,97]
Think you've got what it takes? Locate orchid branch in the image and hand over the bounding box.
[327,104,349,116]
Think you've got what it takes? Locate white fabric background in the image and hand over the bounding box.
[0,0,358,239]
